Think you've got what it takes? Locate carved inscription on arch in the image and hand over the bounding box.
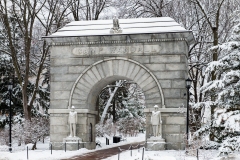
[72,45,160,56]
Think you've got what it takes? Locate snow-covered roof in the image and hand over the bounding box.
[45,17,192,38]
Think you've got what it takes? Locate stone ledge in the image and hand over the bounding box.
[144,108,187,113]
[48,109,98,115]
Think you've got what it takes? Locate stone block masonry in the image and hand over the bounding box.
[44,17,194,150]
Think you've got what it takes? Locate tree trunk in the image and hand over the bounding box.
[100,81,122,124]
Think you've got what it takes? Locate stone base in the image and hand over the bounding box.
[63,136,82,143]
[147,136,166,151]
[63,136,82,151]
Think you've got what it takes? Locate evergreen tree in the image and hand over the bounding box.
[195,20,240,151]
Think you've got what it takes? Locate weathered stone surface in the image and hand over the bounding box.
[145,97,161,104]
[51,46,72,58]
[142,81,157,92]
[132,56,150,64]
[101,61,111,77]
[163,124,181,133]
[50,100,68,109]
[53,91,70,100]
[165,98,186,108]
[72,94,87,100]
[125,63,136,78]
[118,60,124,75]
[147,142,166,151]
[52,58,83,66]
[121,61,130,77]
[139,76,154,89]
[165,63,186,71]
[155,71,185,79]
[163,89,181,98]
[71,99,87,106]
[69,66,86,73]
[144,44,161,54]
[150,55,181,63]
[164,134,184,144]
[158,80,171,88]
[78,78,92,91]
[136,71,150,86]
[172,80,186,88]
[51,82,74,91]
[53,125,69,133]
[51,66,68,74]
[166,142,183,150]
[82,58,96,65]
[52,74,79,82]
[162,41,186,55]
[133,69,147,82]
[166,117,186,125]
[51,116,68,125]
[145,64,166,71]
[50,133,67,142]
[129,65,141,80]
[48,19,191,150]
[91,66,101,81]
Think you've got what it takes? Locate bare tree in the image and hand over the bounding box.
[0,0,46,120]
[69,0,112,20]
[0,0,70,120]
[114,0,170,18]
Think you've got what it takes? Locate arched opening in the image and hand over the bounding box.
[69,58,165,110]
[96,79,146,137]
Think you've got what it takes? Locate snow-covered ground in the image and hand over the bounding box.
[0,133,239,160]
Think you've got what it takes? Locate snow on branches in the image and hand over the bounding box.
[195,21,240,151]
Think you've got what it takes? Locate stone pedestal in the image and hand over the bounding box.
[147,136,166,151]
[63,136,82,151]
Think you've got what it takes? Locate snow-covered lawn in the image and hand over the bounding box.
[0,133,239,160]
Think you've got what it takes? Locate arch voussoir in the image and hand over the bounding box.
[122,61,130,77]
[126,63,136,78]
[118,60,124,75]
[69,57,165,109]
[133,68,147,83]
[101,61,111,77]
[137,73,151,86]
[91,66,101,81]
[129,65,141,80]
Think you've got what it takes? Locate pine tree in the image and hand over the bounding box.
[195,20,240,151]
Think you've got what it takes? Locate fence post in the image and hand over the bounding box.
[142,148,144,160]
[27,146,29,160]
[78,140,79,150]
[131,145,132,156]
[51,143,52,155]
[118,147,120,160]
[197,149,199,160]
[65,142,66,152]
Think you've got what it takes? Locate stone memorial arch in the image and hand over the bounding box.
[44,17,194,150]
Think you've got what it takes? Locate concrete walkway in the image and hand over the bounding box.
[62,141,145,160]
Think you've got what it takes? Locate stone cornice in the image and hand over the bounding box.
[48,109,98,115]
[51,38,187,46]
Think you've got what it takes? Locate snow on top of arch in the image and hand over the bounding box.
[47,17,190,37]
